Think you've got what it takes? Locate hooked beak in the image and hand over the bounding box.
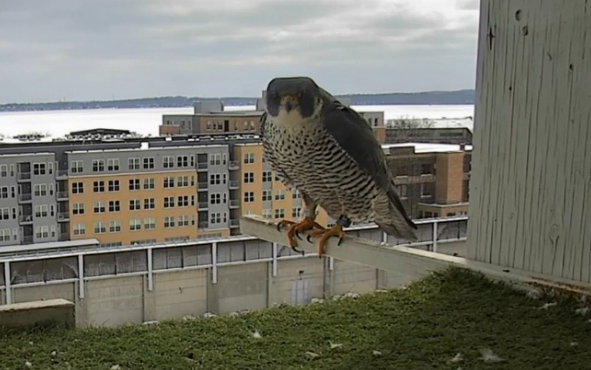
[280,95,297,113]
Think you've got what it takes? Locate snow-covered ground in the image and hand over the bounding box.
[0,104,474,141]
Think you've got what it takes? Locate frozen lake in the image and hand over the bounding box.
[0,104,474,140]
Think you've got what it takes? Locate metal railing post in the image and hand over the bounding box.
[78,254,85,299]
[147,247,153,291]
[432,221,438,253]
[4,261,11,304]
[212,242,218,284]
[272,242,278,277]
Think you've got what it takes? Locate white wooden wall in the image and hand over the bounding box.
[468,0,591,282]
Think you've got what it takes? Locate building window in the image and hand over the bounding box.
[292,190,301,199]
[71,160,84,173]
[177,195,189,207]
[73,223,85,235]
[92,160,105,172]
[178,215,190,226]
[109,220,121,233]
[129,199,141,211]
[275,190,285,200]
[243,191,255,202]
[94,222,107,234]
[0,165,7,177]
[72,182,84,194]
[129,179,140,190]
[108,180,120,192]
[292,207,302,218]
[144,178,155,189]
[0,187,7,199]
[262,190,272,201]
[244,172,254,183]
[177,176,189,187]
[262,171,272,182]
[164,196,175,208]
[109,200,120,212]
[164,216,175,228]
[262,208,272,219]
[210,173,221,185]
[33,184,47,196]
[144,198,155,209]
[34,205,48,218]
[144,218,156,230]
[177,155,190,167]
[209,212,222,224]
[33,163,47,175]
[210,193,221,204]
[163,177,175,188]
[397,185,408,199]
[163,156,174,168]
[209,154,222,165]
[420,183,434,198]
[93,201,106,213]
[93,181,105,193]
[129,157,140,170]
[244,153,255,164]
[73,203,85,215]
[107,158,120,171]
[274,208,285,219]
[129,219,141,231]
[0,208,9,220]
[143,157,154,169]
[35,226,49,238]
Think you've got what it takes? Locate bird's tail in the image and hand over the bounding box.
[374,187,417,241]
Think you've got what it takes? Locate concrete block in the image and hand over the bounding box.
[0,298,75,328]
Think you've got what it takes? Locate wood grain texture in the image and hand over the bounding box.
[469,0,591,282]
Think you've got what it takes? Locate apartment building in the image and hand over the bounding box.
[160,99,263,136]
[384,143,471,219]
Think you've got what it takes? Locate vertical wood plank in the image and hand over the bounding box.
[469,0,591,283]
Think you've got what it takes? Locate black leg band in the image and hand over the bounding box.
[336,215,351,228]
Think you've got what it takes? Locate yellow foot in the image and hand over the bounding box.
[307,225,345,256]
[277,217,325,253]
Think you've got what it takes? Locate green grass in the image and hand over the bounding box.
[2,268,591,369]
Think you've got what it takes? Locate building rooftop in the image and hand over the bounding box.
[381,142,473,153]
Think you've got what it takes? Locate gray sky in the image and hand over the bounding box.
[0,0,480,104]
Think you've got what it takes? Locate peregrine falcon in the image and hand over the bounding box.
[261,76,417,255]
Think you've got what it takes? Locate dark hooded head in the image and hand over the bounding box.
[265,77,322,119]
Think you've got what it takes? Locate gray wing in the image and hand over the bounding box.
[259,112,293,187]
[321,98,416,230]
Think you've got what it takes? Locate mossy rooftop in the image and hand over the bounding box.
[1,268,590,369]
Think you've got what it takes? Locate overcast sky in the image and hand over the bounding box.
[0,0,480,104]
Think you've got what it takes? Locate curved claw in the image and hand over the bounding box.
[295,230,303,241]
[291,246,304,255]
[276,223,282,232]
[306,234,313,243]
[337,237,344,246]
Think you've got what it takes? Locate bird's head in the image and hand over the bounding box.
[265,77,323,120]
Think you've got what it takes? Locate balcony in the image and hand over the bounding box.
[18,193,32,203]
[229,219,240,228]
[58,233,70,241]
[229,200,239,209]
[57,191,69,200]
[57,212,70,222]
[198,221,209,229]
[56,170,68,179]
[198,202,209,210]
[228,180,239,189]
[21,236,33,245]
[17,172,31,182]
[197,162,208,171]
[19,215,33,225]
[198,182,208,191]
[228,161,239,170]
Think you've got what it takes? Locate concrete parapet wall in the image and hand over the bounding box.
[0,298,75,328]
